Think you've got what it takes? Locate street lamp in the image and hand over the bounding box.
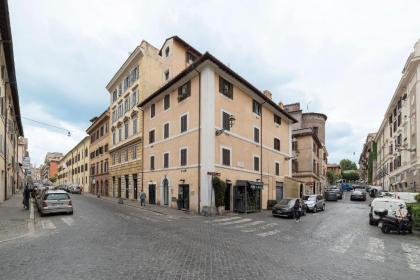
[215,115,236,136]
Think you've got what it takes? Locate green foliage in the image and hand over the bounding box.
[267,200,277,210]
[212,176,226,207]
[340,159,358,171]
[416,194,420,203]
[407,203,420,230]
[341,170,359,181]
[326,171,336,185]
[49,175,58,183]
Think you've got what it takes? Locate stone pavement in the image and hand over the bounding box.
[0,192,32,243]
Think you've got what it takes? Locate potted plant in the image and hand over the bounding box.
[212,176,226,215]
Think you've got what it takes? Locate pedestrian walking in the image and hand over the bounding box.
[140,190,146,206]
[22,184,30,210]
[293,199,301,223]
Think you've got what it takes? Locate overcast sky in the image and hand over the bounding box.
[9,0,420,166]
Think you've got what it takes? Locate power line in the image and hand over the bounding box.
[21,116,71,136]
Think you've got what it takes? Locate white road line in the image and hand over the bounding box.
[402,243,420,271]
[364,237,385,262]
[206,217,242,223]
[256,229,282,237]
[41,220,56,230]
[234,221,265,229]
[241,223,277,233]
[218,218,253,226]
[61,217,75,226]
[329,233,355,254]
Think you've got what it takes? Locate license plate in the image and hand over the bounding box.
[378,222,383,228]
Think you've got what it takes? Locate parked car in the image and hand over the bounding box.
[272,198,306,218]
[302,195,325,213]
[324,189,338,201]
[369,198,407,226]
[69,184,82,194]
[340,183,353,191]
[350,190,367,201]
[334,188,343,199]
[38,190,73,216]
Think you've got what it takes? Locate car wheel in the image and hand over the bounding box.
[322,204,326,211]
[313,206,317,213]
[381,224,390,234]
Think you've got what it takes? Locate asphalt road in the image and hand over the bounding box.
[0,192,419,280]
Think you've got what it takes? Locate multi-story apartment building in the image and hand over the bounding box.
[17,137,29,189]
[57,137,90,191]
[139,51,297,213]
[0,0,24,202]
[41,152,63,180]
[373,39,420,192]
[358,133,376,183]
[86,110,110,195]
[107,37,201,200]
[327,164,341,178]
[284,103,328,194]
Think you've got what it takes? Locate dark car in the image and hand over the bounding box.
[272,198,306,218]
[334,188,343,199]
[324,189,338,201]
[351,190,367,201]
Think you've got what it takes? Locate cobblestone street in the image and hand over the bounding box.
[0,192,419,280]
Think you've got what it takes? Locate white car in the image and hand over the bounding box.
[369,198,406,225]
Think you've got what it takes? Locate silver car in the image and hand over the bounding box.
[302,195,325,212]
[38,190,73,216]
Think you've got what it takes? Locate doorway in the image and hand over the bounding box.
[178,184,189,210]
[163,178,169,206]
[118,177,121,198]
[300,184,303,198]
[149,184,156,204]
[276,182,284,202]
[133,174,138,200]
[225,183,231,211]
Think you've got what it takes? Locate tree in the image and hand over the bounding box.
[341,170,359,181]
[340,159,357,171]
[49,175,58,183]
[326,171,336,185]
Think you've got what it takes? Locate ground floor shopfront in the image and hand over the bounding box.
[90,174,110,196]
[388,164,420,192]
[292,173,324,195]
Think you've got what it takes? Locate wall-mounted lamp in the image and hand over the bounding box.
[215,115,236,136]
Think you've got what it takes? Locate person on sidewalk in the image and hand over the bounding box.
[22,184,30,210]
[293,199,301,223]
[140,190,146,206]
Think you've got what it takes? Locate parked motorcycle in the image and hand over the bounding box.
[374,209,413,234]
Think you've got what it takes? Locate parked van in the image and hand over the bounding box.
[369,198,407,225]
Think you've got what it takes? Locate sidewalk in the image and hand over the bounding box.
[83,193,196,217]
[0,192,33,243]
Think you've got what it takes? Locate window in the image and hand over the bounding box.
[292,141,298,151]
[397,134,402,146]
[389,144,393,155]
[180,148,187,166]
[274,138,280,151]
[164,123,170,139]
[254,127,260,143]
[132,145,137,160]
[118,127,122,142]
[165,46,170,57]
[398,114,401,127]
[125,148,129,161]
[112,131,116,145]
[124,98,129,113]
[164,94,170,110]
[149,130,155,144]
[164,70,170,81]
[274,115,281,125]
[150,156,155,170]
[275,162,280,176]
[151,104,155,118]
[178,81,191,102]
[222,148,231,166]
[132,116,138,134]
[253,156,260,171]
[253,100,261,116]
[131,91,138,108]
[131,66,139,84]
[112,90,117,102]
[118,83,122,96]
[100,126,104,137]
[124,122,129,139]
[163,153,169,168]
[112,153,116,165]
[180,114,188,133]
[219,77,233,99]
[186,52,196,64]
[222,111,230,131]
[104,144,108,152]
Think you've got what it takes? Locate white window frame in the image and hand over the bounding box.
[148,128,156,144]
[220,146,232,167]
[221,109,232,131]
[163,121,170,139]
[150,103,156,119]
[253,154,260,171]
[180,112,189,134]
[274,137,281,151]
[164,69,170,81]
[179,146,188,166]
[163,94,171,112]
[132,145,137,160]
[274,161,280,176]
[149,154,155,170]
[163,152,170,169]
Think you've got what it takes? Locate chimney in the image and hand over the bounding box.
[278,102,284,110]
[263,90,272,100]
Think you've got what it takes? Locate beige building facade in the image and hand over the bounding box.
[373,39,420,192]
[358,133,376,184]
[140,52,297,213]
[327,164,341,178]
[57,137,90,191]
[86,110,110,196]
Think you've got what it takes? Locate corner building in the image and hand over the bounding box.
[140,52,297,213]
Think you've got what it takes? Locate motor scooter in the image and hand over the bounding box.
[374,209,413,234]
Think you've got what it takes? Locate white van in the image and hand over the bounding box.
[393,192,419,203]
[369,198,407,225]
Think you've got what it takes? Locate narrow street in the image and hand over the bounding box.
[0,193,418,280]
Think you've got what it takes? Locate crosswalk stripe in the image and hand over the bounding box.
[241,223,277,233]
[41,220,56,230]
[207,217,241,223]
[364,237,385,262]
[234,221,265,229]
[218,218,252,226]
[402,243,420,271]
[329,233,355,254]
[256,229,282,237]
[61,217,74,226]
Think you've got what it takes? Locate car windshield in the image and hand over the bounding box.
[44,193,70,200]
[277,199,293,206]
[303,196,316,201]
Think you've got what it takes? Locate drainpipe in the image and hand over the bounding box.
[4,96,7,199]
[194,69,201,214]
[138,107,144,193]
[260,101,266,210]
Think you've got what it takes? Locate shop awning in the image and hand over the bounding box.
[236,180,264,190]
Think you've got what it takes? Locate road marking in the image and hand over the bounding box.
[241,223,277,233]
[206,217,241,223]
[256,229,282,237]
[402,243,420,271]
[61,217,74,226]
[41,220,56,230]
[329,233,355,254]
[364,237,385,262]
[234,221,265,228]
[218,218,252,226]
